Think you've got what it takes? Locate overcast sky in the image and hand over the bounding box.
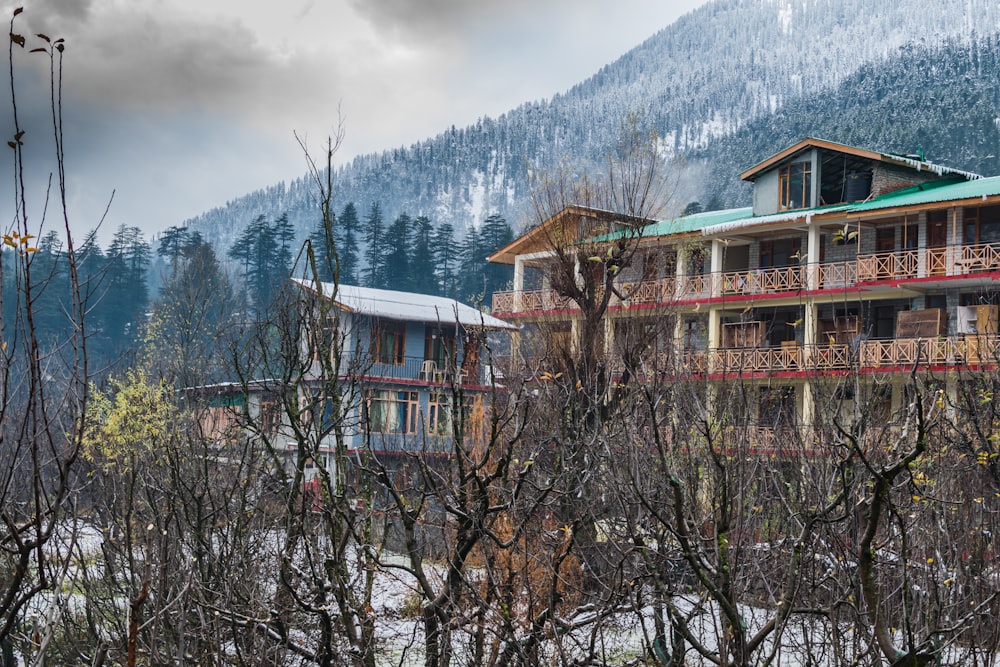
[2,0,706,244]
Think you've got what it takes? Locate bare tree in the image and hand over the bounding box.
[0,11,93,662]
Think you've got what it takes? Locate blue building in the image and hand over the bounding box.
[193,281,516,477]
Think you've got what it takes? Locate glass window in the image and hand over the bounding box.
[778,161,812,211]
[366,390,419,434]
[424,328,455,369]
[366,390,397,433]
[427,391,452,436]
[371,320,406,365]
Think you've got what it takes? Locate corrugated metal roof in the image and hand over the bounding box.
[846,175,1000,212]
[640,207,754,236]
[589,207,754,243]
[293,280,518,330]
[694,177,1000,236]
[698,204,853,236]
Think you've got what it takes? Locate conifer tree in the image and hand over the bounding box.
[456,224,484,303]
[228,214,287,318]
[362,202,386,288]
[480,213,515,298]
[384,213,412,291]
[410,215,437,295]
[150,235,235,386]
[157,225,191,273]
[432,221,458,298]
[104,224,151,349]
[338,202,361,286]
[272,212,296,278]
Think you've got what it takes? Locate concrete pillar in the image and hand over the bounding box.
[806,220,820,291]
[710,239,724,298]
[513,256,525,312]
[675,246,689,300]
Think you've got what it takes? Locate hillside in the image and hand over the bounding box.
[186,0,1000,250]
[690,34,1000,209]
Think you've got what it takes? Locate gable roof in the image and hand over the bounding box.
[293,280,517,330]
[739,137,982,182]
[488,205,653,265]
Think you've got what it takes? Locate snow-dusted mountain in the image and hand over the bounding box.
[187,0,1000,248]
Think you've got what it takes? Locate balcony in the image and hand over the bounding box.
[359,356,485,386]
[705,335,999,376]
[493,243,1000,317]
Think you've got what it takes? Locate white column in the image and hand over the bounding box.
[806,219,820,291]
[513,256,525,312]
[710,239,724,298]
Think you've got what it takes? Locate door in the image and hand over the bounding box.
[927,212,948,275]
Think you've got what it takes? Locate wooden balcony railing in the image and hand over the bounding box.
[719,265,805,296]
[492,287,573,314]
[676,274,712,300]
[704,336,999,375]
[817,261,858,289]
[857,248,921,282]
[619,277,674,305]
[493,243,1000,316]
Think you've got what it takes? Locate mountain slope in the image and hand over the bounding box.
[690,34,1000,208]
[187,0,1000,249]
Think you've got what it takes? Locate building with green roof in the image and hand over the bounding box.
[489,137,1000,436]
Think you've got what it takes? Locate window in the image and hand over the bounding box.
[427,391,452,436]
[759,386,796,429]
[366,390,396,432]
[778,161,811,211]
[964,205,1000,245]
[365,390,419,434]
[311,316,339,363]
[759,238,801,268]
[876,227,895,252]
[371,320,406,365]
[424,328,455,369]
[258,396,279,435]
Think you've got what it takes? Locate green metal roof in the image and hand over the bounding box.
[846,175,1000,213]
[588,175,1000,245]
[588,206,753,243]
[640,207,754,236]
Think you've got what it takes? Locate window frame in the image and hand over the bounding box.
[371,319,406,365]
[778,161,812,211]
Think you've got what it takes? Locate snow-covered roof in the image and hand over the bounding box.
[293,280,517,330]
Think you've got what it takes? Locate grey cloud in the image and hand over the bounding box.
[343,0,538,38]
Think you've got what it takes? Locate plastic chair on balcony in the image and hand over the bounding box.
[419,359,438,382]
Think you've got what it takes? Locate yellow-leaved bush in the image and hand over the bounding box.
[83,369,178,468]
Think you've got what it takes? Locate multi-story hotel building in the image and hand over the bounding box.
[489,138,1000,434]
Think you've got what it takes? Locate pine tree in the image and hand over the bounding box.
[362,202,386,288]
[31,231,68,343]
[272,212,296,278]
[410,215,437,295]
[480,213,515,298]
[338,202,361,286]
[309,212,337,283]
[150,235,235,386]
[104,224,151,349]
[384,213,412,291]
[157,225,191,273]
[456,224,484,303]
[229,214,283,318]
[432,222,459,298]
